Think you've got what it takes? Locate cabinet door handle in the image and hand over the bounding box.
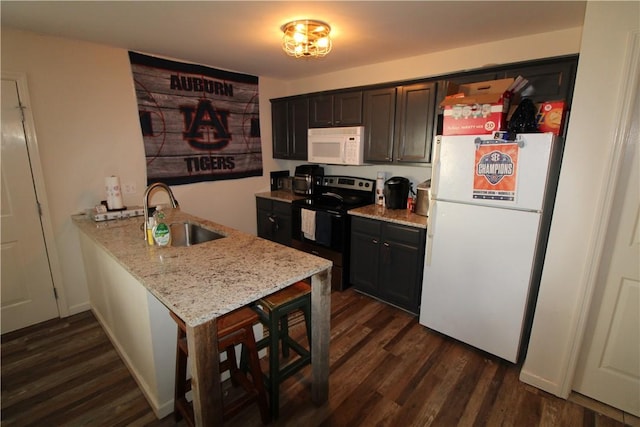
[372,239,379,244]
[382,242,391,264]
[268,215,279,232]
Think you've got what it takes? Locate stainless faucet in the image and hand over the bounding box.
[143,182,179,242]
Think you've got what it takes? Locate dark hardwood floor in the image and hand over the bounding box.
[1,289,631,426]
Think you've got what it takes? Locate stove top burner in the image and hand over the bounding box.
[293,175,375,212]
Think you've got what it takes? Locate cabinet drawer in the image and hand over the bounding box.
[352,216,381,236]
[256,197,291,216]
[384,223,422,246]
[272,200,291,216]
[256,197,272,211]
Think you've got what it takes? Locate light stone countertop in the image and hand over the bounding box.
[255,190,304,203]
[73,209,331,327]
[348,204,428,229]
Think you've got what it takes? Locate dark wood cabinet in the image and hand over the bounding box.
[363,82,436,164]
[363,87,396,162]
[434,56,578,138]
[447,71,501,86]
[271,100,288,158]
[309,91,363,127]
[442,58,577,105]
[503,60,577,105]
[256,198,292,246]
[271,55,579,163]
[271,97,308,160]
[394,82,437,163]
[350,216,426,314]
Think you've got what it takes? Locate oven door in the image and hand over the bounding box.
[291,203,346,253]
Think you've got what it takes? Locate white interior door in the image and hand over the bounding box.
[1,78,59,333]
[572,41,640,416]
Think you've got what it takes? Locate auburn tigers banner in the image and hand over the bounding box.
[129,51,263,185]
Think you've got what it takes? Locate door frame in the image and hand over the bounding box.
[2,70,69,318]
[564,31,640,396]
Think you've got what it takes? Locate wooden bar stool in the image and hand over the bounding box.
[170,307,271,426]
[251,281,312,419]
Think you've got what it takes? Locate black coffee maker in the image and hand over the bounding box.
[383,177,411,209]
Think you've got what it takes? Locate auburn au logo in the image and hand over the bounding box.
[180,99,231,150]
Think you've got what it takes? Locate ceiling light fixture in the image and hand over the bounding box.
[281,19,332,58]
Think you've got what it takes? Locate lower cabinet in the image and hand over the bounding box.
[256,197,292,246]
[350,216,426,315]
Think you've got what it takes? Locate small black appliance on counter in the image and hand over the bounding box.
[384,176,411,209]
[293,164,324,196]
[269,170,290,191]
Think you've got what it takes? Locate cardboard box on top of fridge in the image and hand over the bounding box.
[535,100,565,135]
[440,78,515,136]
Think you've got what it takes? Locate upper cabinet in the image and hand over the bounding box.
[309,91,363,127]
[435,56,578,138]
[271,97,308,160]
[363,87,396,162]
[363,82,436,164]
[503,60,577,105]
[393,82,437,164]
[271,55,578,164]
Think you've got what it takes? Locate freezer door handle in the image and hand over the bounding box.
[430,136,441,199]
[425,200,436,266]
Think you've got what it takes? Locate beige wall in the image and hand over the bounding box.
[1,30,286,313]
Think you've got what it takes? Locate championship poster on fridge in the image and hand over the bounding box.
[129,51,263,186]
[473,140,519,201]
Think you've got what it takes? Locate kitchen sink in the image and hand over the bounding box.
[170,222,225,247]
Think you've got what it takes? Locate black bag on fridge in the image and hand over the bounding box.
[508,98,538,134]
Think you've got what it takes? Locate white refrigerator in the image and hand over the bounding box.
[419,133,561,363]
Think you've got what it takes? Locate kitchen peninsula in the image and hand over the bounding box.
[73,209,332,426]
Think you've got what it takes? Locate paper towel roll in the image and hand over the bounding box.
[105,176,124,210]
[376,172,385,206]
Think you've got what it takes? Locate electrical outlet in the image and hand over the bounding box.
[123,183,137,194]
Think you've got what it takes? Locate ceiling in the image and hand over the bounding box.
[1,1,586,80]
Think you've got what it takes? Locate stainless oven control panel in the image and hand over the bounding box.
[320,176,374,191]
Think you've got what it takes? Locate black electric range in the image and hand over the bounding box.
[291,175,375,291]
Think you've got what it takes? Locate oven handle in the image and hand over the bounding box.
[298,207,342,217]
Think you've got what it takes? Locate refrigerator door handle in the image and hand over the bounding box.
[430,136,441,199]
[425,200,437,266]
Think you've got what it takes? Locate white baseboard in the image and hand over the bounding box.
[66,302,91,316]
[519,368,563,397]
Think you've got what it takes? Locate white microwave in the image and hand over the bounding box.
[307,126,367,165]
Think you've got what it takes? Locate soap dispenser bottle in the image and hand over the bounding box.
[152,206,171,246]
[146,213,156,246]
